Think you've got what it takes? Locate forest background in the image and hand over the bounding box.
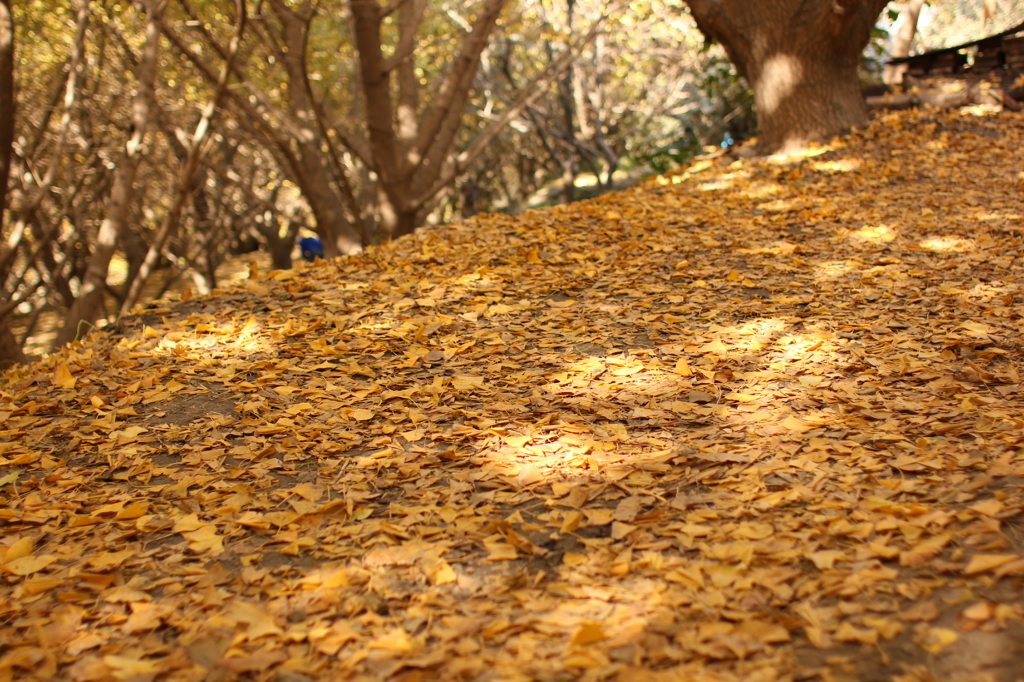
[0,0,1021,366]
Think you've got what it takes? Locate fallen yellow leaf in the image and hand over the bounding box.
[54,362,76,390]
[964,553,1019,575]
[570,622,607,646]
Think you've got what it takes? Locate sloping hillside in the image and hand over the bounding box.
[2,108,1024,682]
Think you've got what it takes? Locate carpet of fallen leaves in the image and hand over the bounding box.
[3,108,1024,682]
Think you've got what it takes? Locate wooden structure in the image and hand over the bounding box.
[886,20,1024,80]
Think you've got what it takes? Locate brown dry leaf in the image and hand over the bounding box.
[369,629,416,653]
[216,650,288,673]
[485,542,518,561]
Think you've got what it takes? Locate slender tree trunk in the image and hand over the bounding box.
[559,0,576,204]
[0,0,25,367]
[0,0,13,228]
[883,0,926,85]
[271,1,362,256]
[0,323,23,367]
[461,178,479,218]
[292,150,362,256]
[266,218,300,269]
[55,0,162,347]
[350,0,509,240]
[685,0,889,154]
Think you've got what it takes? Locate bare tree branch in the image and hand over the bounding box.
[56,0,165,347]
[0,0,89,282]
[120,0,246,316]
[411,9,609,209]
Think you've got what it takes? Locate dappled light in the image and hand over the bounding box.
[850,223,898,243]
[810,158,862,173]
[738,181,784,199]
[735,239,800,256]
[3,108,1024,682]
[973,211,1023,225]
[698,179,735,192]
[813,260,856,281]
[141,314,271,360]
[918,235,977,252]
[758,54,802,116]
[756,199,798,213]
[766,144,832,163]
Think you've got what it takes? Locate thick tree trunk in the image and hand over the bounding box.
[751,54,868,153]
[292,145,363,256]
[265,218,300,270]
[55,0,161,347]
[883,0,926,85]
[685,0,890,154]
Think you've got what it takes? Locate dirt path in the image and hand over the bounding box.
[2,108,1024,682]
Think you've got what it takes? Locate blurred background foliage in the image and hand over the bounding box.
[915,0,1024,49]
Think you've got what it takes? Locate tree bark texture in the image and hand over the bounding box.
[269,1,363,256]
[349,0,508,239]
[685,0,890,153]
[883,0,926,85]
[55,0,162,347]
[0,0,25,367]
[0,0,14,228]
[559,0,577,204]
[166,0,364,258]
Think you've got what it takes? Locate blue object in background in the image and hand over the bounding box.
[299,237,324,262]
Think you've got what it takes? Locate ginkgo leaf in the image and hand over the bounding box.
[964,554,1019,575]
[4,107,1024,682]
[370,629,416,653]
[915,627,958,653]
[88,549,136,570]
[102,656,161,677]
[53,363,76,390]
[485,543,518,561]
[900,533,952,568]
[959,321,990,334]
[5,555,57,576]
[183,526,224,555]
[570,622,607,646]
[4,537,33,562]
[22,576,63,596]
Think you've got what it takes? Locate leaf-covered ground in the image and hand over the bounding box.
[3,108,1024,682]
